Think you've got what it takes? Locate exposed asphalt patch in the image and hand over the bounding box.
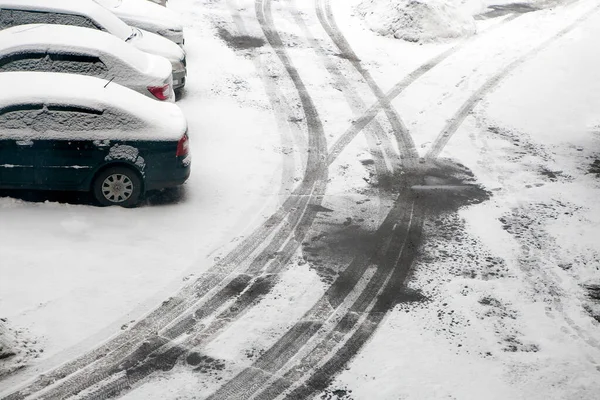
[589,159,600,176]
[217,27,265,50]
[476,3,539,19]
[583,284,600,322]
[320,388,354,400]
[302,223,378,285]
[186,352,226,374]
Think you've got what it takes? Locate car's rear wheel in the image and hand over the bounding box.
[93,166,142,207]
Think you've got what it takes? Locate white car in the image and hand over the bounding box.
[0,0,187,89]
[0,72,190,207]
[0,24,175,101]
[95,0,184,46]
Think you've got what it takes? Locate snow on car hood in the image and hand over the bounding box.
[96,0,183,33]
[0,72,187,141]
[128,27,184,64]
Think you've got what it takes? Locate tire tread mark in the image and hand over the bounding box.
[326,14,520,166]
[287,0,397,177]
[426,2,600,160]
[2,0,330,399]
[207,183,419,400]
[317,0,417,164]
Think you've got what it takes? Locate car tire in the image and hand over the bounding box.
[93,166,143,207]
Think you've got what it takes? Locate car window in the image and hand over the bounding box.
[0,10,99,30]
[0,52,109,77]
[0,52,47,72]
[48,53,109,77]
[0,104,145,135]
[41,105,106,132]
[0,103,44,130]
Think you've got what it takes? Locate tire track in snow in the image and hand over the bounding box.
[4,3,580,398]
[205,2,597,398]
[317,0,417,166]
[326,12,520,166]
[204,1,430,397]
[207,182,423,400]
[4,7,526,399]
[425,1,600,160]
[286,0,398,179]
[2,0,330,399]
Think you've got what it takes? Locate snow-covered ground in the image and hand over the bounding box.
[1,0,599,398]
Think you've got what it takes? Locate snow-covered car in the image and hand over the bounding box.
[0,72,191,207]
[0,0,187,90]
[0,24,175,101]
[94,0,184,46]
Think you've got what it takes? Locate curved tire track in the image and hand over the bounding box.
[317,0,417,166]
[426,2,600,160]
[3,1,330,399]
[207,181,423,400]
[205,2,597,399]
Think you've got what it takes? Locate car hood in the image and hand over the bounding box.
[107,0,183,33]
[129,28,184,64]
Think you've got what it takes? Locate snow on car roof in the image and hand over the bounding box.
[0,0,133,40]
[0,71,186,140]
[95,0,184,32]
[0,24,149,72]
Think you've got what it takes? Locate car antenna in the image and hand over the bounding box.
[104,77,115,88]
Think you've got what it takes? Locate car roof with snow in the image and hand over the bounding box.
[95,0,183,31]
[0,72,186,140]
[0,0,133,40]
[0,24,149,71]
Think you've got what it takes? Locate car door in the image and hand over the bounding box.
[34,105,108,190]
[0,103,43,189]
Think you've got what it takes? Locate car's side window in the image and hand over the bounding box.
[0,52,109,78]
[48,53,109,78]
[0,9,100,30]
[0,104,44,130]
[0,52,48,72]
[0,9,22,29]
[0,104,144,134]
[43,105,105,132]
[43,105,143,132]
[52,13,99,31]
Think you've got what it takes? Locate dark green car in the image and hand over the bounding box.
[0,71,191,206]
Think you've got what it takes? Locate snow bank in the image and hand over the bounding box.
[0,322,17,361]
[0,320,39,378]
[357,0,477,42]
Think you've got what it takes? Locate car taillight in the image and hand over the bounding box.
[148,84,170,101]
[176,133,189,157]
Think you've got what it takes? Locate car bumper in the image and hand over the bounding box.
[173,69,186,90]
[159,30,184,46]
[145,156,190,191]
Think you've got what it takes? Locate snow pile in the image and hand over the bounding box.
[357,0,477,42]
[0,320,39,378]
[0,321,17,362]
